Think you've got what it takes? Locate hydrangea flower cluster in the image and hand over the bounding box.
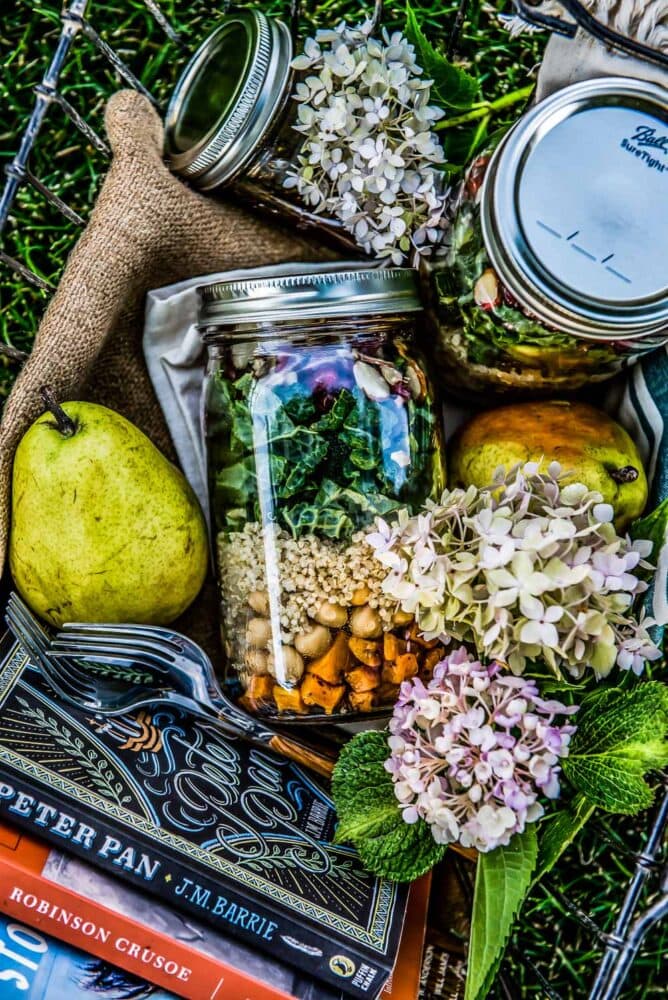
[385,647,579,852]
[286,20,448,264]
[367,462,660,679]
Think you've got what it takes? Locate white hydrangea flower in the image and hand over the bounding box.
[365,462,662,680]
[286,19,448,263]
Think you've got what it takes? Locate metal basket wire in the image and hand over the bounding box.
[0,2,666,997]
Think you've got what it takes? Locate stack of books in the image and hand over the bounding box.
[0,632,452,1000]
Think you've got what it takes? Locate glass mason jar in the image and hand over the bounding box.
[165,10,360,254]
[200,267,447,721]
[423,77,668,399]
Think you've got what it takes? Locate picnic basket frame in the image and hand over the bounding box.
[0,2,666,997]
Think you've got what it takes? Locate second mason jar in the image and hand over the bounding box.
[424,77,668,398]
[200,267,447,721]
[165,9,358,252]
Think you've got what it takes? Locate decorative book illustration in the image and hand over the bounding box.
[0,633,408,999]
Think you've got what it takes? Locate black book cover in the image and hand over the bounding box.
[0,632,408,999]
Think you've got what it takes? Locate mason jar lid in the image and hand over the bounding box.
[198,267,423,330]
[480,77,668,340]
[165,10,292,190]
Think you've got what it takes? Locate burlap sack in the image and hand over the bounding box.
[0,89,333,655]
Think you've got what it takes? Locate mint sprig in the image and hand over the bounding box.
[562,683,668,814]
[332,730,446,882]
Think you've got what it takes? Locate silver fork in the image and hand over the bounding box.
[5,594,335,778]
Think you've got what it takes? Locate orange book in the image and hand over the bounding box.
[382,874,431,1000]
[0,821,429,1000]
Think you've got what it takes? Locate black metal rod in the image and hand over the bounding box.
[596,890,668,1000]
[369,0,384,34]
[73,14,160,107]
[289,0,301,48]
[447,0,470,59]
[45,88,111,156]
[24,168,85,227]
[0,250,54,291]
[589,787,668,1000]
[143,0,183,45]
[0,0,89,234]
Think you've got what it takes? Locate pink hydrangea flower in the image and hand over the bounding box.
[385,647,579,853]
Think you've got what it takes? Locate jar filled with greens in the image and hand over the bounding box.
[200,267,447,721]
[424,78,668,398]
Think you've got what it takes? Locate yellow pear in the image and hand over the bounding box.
[449,400,648,531]
[10,393,208,626]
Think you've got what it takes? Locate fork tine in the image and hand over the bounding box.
[6,606,95,704]
[7,599,97,699]
[55,631,175,658]
[50,650,152,673]
[8,600,92,687]
[62,622,184,654]
[52,636,172,671]
[43,652,98,699]
[6,599,51,661]
[6,606,44,667]
[8,594,50,652]
[50,650,146,668]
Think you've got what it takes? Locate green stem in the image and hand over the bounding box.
[435,84,534,130]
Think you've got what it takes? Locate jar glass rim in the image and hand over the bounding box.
[165,10,293,189]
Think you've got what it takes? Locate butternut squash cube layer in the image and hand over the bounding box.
[247,620,447,716]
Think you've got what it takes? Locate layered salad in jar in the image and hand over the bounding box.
[206,327,447,719]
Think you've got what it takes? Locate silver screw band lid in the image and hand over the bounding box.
[165,11,292,190]
[480,77,668,340]
[198,266,423,329]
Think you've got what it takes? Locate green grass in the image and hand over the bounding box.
[504,807,668,999]
[0,2,666,997]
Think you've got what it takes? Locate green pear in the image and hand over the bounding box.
[449,400,648,532]
[10,393,209,627]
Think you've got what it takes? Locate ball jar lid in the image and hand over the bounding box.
[165,10,292,189]
[480,77,668,339]
[198,266,423,330]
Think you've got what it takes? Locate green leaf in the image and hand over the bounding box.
[282,394,316,424]
[562,684,668,814]
[631,496,668,560]
[332,731,446,882]
[283,502,354,540]
[533,795,595,883]
[465,827,538,1000]
[405,3,479,110]
[313,389,355,432]
[354,815,446,882]
[215,458,256,508]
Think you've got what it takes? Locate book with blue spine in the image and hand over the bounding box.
[0,633,408,999]
[0,911,176,1000]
